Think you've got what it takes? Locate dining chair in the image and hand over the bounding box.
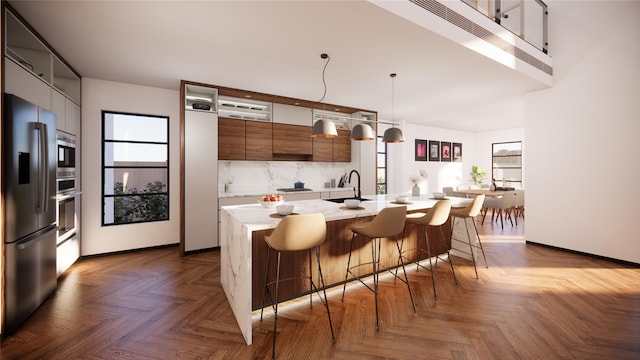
[512,190,525,222]
[449,194,488,279]
[404,199,455,300]
[442,186,456,197]
[341,206,414,331]
[481,191,516,229]
[260,213,335,359]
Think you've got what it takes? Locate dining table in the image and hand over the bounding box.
[451,189,505,198]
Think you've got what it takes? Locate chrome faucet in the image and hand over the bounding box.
[348,169,361,199]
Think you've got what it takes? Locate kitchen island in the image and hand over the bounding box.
[220,194,474,344]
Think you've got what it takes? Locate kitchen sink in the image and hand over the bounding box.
[324,197,371,203]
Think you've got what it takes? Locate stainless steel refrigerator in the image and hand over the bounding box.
[3,93,57,334]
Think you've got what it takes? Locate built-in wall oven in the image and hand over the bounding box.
[56,131,77,244]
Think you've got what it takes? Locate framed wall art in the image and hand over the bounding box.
[453,142,462,162]
[428,140,440,161]
[441,141,452,162]
[415,139,427,161]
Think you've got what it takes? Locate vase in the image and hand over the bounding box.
[412,184,420,196]
[490,180,496,191]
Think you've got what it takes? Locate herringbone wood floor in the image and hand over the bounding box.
[1,218,639,359]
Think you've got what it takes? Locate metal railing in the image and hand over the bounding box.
[462,0,548,54]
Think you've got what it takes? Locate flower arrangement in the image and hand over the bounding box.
[409,170,427,196]
[409,169,428,185]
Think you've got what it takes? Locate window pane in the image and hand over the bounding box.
[377,153,386,167]
[104,113,167,142]
[493,142,522,155]
[104,168,168,196]
[377,168,386,181]
[104,194,168,225]
[493,168,522,182]
[493,155,522,167]
[492,141,522,187]
[104,142,167,165]
[102,111,169,226]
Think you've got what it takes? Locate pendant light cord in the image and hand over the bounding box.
[391,73,397,128]
[318,53,330,103]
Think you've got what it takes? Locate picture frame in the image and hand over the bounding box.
[452,142,462,162]
[428,140,440,161]
[441,141,452,162]
[414,139,427,161]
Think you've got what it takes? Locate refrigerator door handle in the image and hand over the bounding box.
[34,122,49,214]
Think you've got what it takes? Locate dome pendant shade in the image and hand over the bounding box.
[311,119,338,138]
[350,123,375,140]
[382,127,404,143]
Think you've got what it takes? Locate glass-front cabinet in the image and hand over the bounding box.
[4,8,81,104]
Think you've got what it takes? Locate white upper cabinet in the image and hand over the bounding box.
[4,8,81,104]
[4,57,51,109]
[185,84,218,113]
[51,88,66,129]
[218,95,272,122]
[272,103,312,126]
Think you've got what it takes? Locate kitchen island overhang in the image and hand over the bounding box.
[220,194,475,345]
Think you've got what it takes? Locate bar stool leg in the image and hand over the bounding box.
[271,251,282,360]
[440,226,458,286]
[424,228,437,300]
[260,246,272,321]
[471,219,488,268]
[394,235,416,312]
[372,237,381,331]
[462,218,479,279]
[308,250,313,308]
[341,233,356,302]
[315,247,336,343]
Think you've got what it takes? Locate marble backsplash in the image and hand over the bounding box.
[218,161,356,195]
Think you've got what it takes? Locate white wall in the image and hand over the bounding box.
[391,122,476,195]
[81,78,181,255]
[525,1,640,263]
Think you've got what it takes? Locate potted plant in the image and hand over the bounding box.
[470,165,486,185]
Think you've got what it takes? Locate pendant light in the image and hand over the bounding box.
[311,53,338,138]
[350,123,375,140]
[382,73,405,143]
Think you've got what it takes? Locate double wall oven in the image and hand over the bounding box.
[56,131,78,244]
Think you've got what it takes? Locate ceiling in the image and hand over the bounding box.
[7,0,549,133]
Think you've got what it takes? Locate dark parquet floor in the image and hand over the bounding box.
[1,216,639,359]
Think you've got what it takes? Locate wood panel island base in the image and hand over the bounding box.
[220,194,475,345]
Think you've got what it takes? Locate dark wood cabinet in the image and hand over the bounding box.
[218,120,351,162]
[312,129,351,162]
[312,137,333,162]
[219,119,272,160]
[272,123,312,157]
[218,117,245,160]
[246,121,273,161]
[332,129,352,162]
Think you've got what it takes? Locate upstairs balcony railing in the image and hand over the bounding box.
[462,0,549,54]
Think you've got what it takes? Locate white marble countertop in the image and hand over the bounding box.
[219,187,353,198]
[220,194,472,232]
